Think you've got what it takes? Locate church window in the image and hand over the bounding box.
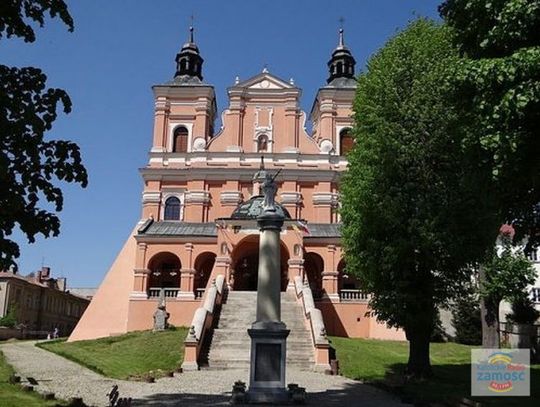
[339,128,354,156]
[164,196,181,220]
[173,126,189,153]
[257,134,269,152]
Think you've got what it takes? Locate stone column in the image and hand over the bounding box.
[322,245,340,302]
[178,243,196,300]
[287,258,304,291]
[130,268,150,299]
[254,212,285,326]
[214,256,231,288]
[246,177,290,404]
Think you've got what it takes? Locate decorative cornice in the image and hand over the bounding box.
[220,191,243,205]
[185,190,211,205]
[312,192,339,206]
[142,191,161,204]
[280,191,302,205]
[141,166,344,183]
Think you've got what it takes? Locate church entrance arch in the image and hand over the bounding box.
[194,252,216,290]
[231,235,289,291]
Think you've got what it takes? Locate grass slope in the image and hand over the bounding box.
[0,350,66,407]
[330,337,539,407]
[38,328,188,380]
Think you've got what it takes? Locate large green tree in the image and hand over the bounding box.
[440,0,540,347]
[0,0,87,270]
[341,19,496,378]
[440,0,540,245]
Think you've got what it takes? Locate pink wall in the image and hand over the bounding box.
[127,300,200,331]
[68,228,138,342]
[317,301,406,340]
[317,301,370,337]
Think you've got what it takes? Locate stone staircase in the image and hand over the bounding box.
[205,291,314,370]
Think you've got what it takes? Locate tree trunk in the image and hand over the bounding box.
[480,295,500,348]
[405,329,433,380]
[479,265,500,348]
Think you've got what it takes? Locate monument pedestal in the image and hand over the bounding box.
[246,322,290,404]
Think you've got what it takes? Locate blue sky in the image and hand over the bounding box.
[1,0,442,287]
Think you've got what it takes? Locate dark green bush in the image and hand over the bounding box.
[452,294,482,345]
[0,305,17,328]
[506,295,540,325]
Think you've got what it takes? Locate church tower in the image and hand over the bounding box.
[143,26,217,222]
[69,24,405,347]
[310,28,357,157]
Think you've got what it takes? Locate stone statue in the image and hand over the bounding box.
[153,289,170,331]
[262,172,277,212]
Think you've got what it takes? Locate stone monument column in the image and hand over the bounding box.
[254,212,283,325]
[246,171,290,404]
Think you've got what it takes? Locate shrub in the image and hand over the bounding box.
[506,295,540,325]
[0,305,17,328]
[452,293,482,345]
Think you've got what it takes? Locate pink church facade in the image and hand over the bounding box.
[69,28,404,343]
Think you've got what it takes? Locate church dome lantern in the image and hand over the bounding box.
[327,28,356,85]
[174,26,204,82]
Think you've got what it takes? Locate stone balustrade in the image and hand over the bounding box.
[339,289,369,302]
[181,274,225,371]
[147,287,180,298]
[195,288,205,299]
[293,276,331,372]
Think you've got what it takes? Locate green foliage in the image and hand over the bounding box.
[0,0,73,42]
[0,305,17,328]
[481,236,537,304]
[37,328,189,379]
[452,288,482,345]
[507,295,540,324]
[341,18,494,335]
[0,0,87,270]
[440,0,540,243]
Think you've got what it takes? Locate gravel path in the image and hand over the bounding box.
[1,340,408,406]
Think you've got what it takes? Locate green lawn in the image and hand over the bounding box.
[0,350,66,407]
[37,328,188,380]
[330,337,539,407]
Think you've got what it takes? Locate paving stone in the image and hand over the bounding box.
[1,336,409,406]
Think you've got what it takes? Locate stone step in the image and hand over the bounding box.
[204,365,314,371]
[207,290,314,370]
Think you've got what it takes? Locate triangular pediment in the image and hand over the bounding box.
[235,72,294,90]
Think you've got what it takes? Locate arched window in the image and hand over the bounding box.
[339,128,354,156]
[164,196,181,220]
[173,126,188,153]
[257,134,269,152]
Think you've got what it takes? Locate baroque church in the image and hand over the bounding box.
[69,27,404,354]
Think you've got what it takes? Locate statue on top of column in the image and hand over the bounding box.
[262,172,277,212]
